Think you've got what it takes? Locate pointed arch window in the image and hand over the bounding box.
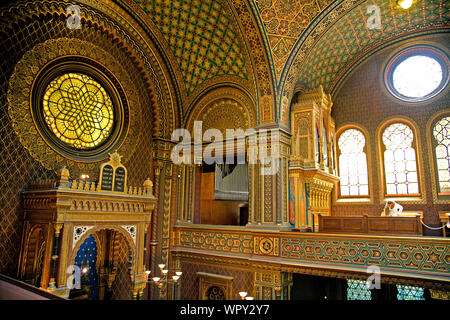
[432,116,450,194]
[337,128,369,197]
[381,122,420,196]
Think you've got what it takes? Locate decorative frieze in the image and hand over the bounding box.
[172,225,450,283]
[122,226,137,243]
[73,226,93,249]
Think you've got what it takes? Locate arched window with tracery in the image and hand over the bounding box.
[337,128,369,197]
[432,116,450,194]
[381,121,419,196]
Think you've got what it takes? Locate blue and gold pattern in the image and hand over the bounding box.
[74,234,99,300]
[174,226,450,282]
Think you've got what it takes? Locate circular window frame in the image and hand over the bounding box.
[31,56,129,161]
[383,45,449,103]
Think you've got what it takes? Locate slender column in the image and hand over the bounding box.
[148,162,162,299]
[48,223,63,288]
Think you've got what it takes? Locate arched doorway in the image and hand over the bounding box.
[69,227,134,300]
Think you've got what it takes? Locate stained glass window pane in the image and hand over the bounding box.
[433,117,450,193]
[338,129,369,196]
[43,73,114,149]
[382,123,419,195]
[347,279,371,300]
[396,285,425,300]
[392,55,443,98]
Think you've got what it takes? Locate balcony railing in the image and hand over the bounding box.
[172,224,450,282]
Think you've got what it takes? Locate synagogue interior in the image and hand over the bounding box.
[0,0,449,301]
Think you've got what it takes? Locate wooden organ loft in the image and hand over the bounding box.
[17,152,157,299]
[288,86,426,236]
[289,86,339,231]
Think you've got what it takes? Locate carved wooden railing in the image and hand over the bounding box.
[172,224,450,283]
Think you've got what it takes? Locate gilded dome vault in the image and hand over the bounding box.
[135,0,253,97]
[284,0,449,111]
[254,0,334,81]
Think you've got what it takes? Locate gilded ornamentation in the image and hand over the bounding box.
[254,0,334,80]
[283,0,448,108]
[42,73,114,149]
[254,237,279,256]
[201,100,249,135]
[206,286,225,300]
[430,289,450,300]
[122,226,137,243]
[186,87,256,133]
[228,0,274,121]
[73,226,94,249]
[19,161,157,297]
[7,38,141,172]
[178,229,253,254]
[263,175,273,222]
[174,225,450,282]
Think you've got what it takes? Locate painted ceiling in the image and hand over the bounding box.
[253,0,334,82]
[292,0,449,97]
[133,0,449,122]
[135,0,252,97]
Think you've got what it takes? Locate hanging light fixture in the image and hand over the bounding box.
[152,276,161,284]
[146,264,183,300]
[239,291,248,300]
[397,0,414,10]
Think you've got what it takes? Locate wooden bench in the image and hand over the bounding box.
[318,214,423,236]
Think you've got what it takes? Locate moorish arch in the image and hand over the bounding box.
[185,86,258,135]
[70,225,136,267]
[176,86,258,227]
[69,225,136,300]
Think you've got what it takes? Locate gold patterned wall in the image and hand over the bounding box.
[0,0,174,275]
[282,0,450,117]
[330,33,450,231]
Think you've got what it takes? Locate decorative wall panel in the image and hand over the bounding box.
[173,226,450,283]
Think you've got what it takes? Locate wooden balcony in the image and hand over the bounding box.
[318,214,423,236]
[172,224,450,283]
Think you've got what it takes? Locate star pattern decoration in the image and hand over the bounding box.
[136,0,248,96]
